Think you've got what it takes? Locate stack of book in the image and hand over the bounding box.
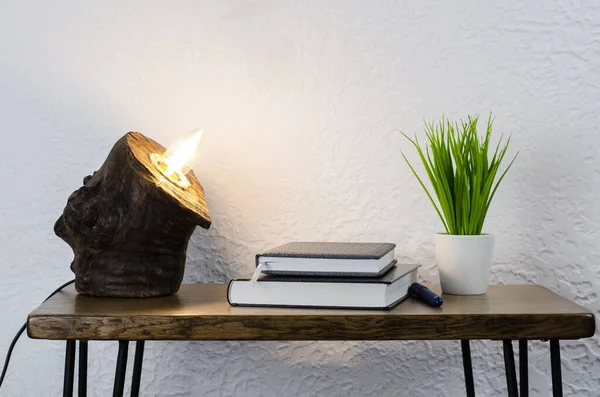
[228,242,419,309]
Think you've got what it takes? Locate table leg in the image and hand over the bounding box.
[78,341,88,397]
[550,339,563,397]
[130,341,145,397]
[112,341,129,397]
[461,340,475,397]
[503,340,518,397]
[63,340,76,397]
[519,340,528,397]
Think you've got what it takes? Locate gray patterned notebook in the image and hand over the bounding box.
[256,242,396,277]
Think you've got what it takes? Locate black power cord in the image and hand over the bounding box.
[0,279,75,390]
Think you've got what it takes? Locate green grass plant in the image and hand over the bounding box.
[401,114,517,235]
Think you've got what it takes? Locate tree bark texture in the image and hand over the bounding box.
[54,132,211,297]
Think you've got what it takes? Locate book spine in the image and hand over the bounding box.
[226,279,237,306]
[254,253,261,268]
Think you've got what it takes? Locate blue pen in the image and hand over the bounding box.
[410,282,443,307]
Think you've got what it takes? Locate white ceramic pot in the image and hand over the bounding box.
[434,234,495,295]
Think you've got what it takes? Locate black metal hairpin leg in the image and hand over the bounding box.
[461,340,476,397]
[519,340,528,397]
[503,340,518,397]
[550,339,563,397]
[112,341,129,397]
[130,341,145,397]
[78,341,88,397]
[63,340,76,397]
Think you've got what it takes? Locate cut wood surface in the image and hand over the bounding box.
[127,132,210,226]
[27,284,595,341]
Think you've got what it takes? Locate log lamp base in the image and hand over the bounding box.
[54,132,211,298]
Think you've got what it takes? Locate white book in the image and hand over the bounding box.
[228,263,420,310]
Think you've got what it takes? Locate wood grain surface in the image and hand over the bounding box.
[27,284,595,341]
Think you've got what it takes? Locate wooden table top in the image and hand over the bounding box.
[27,284,595,341]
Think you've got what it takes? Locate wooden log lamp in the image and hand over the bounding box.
[54,130,211,298]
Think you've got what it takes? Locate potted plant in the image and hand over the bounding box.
[401,114,517,295]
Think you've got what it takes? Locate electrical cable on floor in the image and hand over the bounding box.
[0,279,75,390]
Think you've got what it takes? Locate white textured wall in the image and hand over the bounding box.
[1,1,599,396]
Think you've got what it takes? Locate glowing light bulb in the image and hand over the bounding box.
[149,129,204,189]
[164,129,203,176]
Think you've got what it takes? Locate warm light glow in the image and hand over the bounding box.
[149,129,204,189]
[164,129,203,176]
